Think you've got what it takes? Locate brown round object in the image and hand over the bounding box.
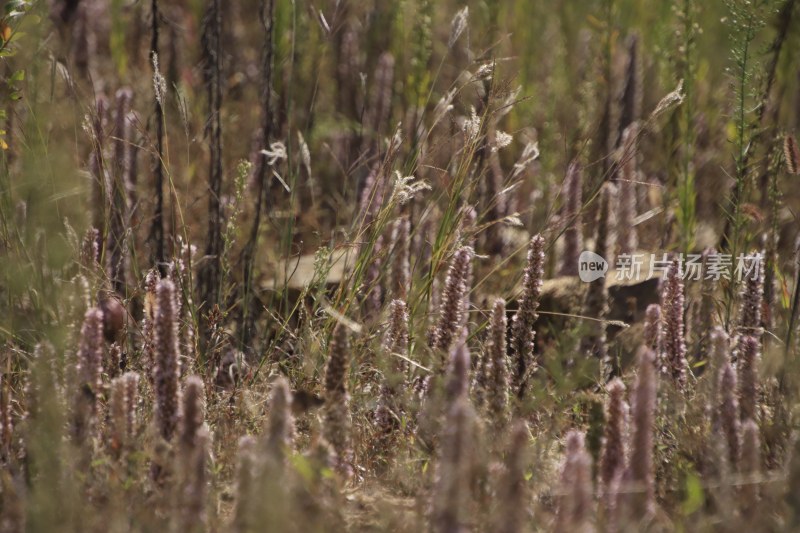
[99,296,126,343]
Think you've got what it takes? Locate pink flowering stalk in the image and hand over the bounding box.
[643,304,662,354]
[693,248,717,360]
[154,279,180,442]
[177,376,208,531]
[142,269,159,377]
[737,335,760,423]
[491,421,529,533]
[510,235,545,397]
[322,323,353,476]
[554,430,594,532]
[740,419,760,506]
[264,376,294,469]
[629,346,657,516]
[481,298,509,429]
[600,379,628,495]
[169,248,196,361]
[383,298,410,374]
[233,436,257,533]
[178,376,205,456]
[708,327,730,430]
[660,259,688,389]
[429,246,474,357]
[109,371,139,457]
[431,395,475,533]
[72,308,104,444]
[180,427,209,531]
[718,361,741,468]
[738,252,764,333]
[375,299,410,452]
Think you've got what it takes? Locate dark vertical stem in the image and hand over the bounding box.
[240,0,275,347]
[108,89,131,296]
[599,0,614,178]
[150,0,165,276]
[199,0,223,322]
[90,97,108,251]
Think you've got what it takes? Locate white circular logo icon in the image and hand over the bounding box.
[578,251,608,282]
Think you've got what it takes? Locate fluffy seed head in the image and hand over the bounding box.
[448,6,469,49]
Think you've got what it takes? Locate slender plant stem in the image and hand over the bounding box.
[149,0,165,276]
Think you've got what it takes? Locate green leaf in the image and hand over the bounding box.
[8,30,25,43]
[4,1,23,15]
[681,471,704,516]
[10,69,23,82]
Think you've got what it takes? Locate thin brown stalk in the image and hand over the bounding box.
[198,0,224,318]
